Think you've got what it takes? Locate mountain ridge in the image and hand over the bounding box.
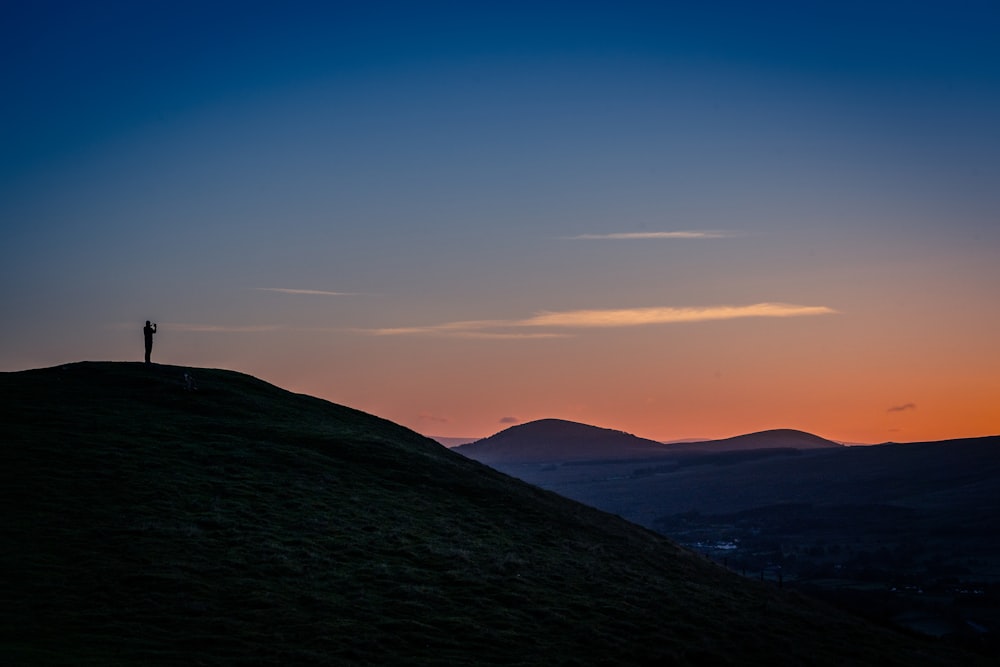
[457,419,841,465]
[665,428,843,453]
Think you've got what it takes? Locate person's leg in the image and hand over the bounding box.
[145,344,152,364]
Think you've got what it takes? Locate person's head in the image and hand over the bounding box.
[145,320,151,326]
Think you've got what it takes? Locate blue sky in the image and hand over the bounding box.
[3,1,999,442]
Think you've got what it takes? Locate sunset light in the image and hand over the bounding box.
[2,1,998,445]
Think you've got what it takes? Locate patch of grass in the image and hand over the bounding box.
[1,362,989,665]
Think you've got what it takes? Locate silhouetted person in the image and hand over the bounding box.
[143,320,157,364]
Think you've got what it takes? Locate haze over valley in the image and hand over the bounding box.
[458,419,1000,642]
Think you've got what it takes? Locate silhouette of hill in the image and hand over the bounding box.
[457,420,840,465]
[456,418,671,463]
[0,362,987,665]
[665,428,842,453]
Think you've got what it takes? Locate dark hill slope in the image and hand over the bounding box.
[0,363,984,666]
[456,418,671,463]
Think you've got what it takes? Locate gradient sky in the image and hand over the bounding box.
[3,1,999,444]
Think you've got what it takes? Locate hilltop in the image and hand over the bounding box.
[0,362,986,666]
[455,418,672,463]
[665,428,842,453]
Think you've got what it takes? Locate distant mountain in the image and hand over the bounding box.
[4,362,984,665]
[664,428,843,454]
[456,421,840,465]
[455,418,671,463]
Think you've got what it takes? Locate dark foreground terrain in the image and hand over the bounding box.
[1,363,990,665]
[483,435,1000,652]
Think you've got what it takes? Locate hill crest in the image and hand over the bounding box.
[455,418,671,463]
[665,428,842,453]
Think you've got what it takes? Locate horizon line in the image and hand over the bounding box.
[255,287,358,296]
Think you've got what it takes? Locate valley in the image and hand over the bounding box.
[461,421,1000,652]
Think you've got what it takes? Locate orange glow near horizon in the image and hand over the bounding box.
[3,279,996,447]
[3,4,998,448]
[235,301,1000,446]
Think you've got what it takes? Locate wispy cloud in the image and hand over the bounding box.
[440,331,570,340]
[887,403,917,413]
[365,326,569,339]
[365,302,836,337]
[518,303,835,328]
[499,416,520,425]
[255,288,356,296]
[165,323,282,333]
[566,231,736,240]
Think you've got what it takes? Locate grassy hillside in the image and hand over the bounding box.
[0,362,986,665]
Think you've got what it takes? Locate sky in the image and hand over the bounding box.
[2,1,999,444]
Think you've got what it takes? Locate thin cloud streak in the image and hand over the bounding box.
[567,231,736,240]
[165,323,282,333]
[255,288,356,296]
[367,326,570,339]
[523,304,835,328]
[447,332,570,340]
[888,403,917,413]
[366,303,837,337]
